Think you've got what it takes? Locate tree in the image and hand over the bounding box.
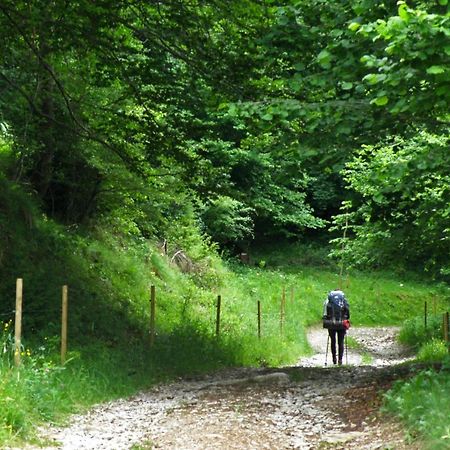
[332,130,450,278]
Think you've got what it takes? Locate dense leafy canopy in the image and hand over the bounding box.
[0,0,448,278]
[332,131,449,276]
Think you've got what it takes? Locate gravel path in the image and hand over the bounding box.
[300,326,414,367]
[18,327,420,450]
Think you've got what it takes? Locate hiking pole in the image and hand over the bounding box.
[345,334,348,365]
[325,334,329,367]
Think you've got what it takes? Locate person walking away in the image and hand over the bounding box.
[322,289,350,365]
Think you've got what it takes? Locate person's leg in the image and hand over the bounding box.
[328,329,337,364]
[337,330,346,364]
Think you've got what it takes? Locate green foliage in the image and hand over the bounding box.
[1,1,450,447]
[357,2,450,117]
[384,367,450,449]
[386,307,450,449]
[417,339,449,362]
[331,130,450,279]
[0,325,67,441]
[0,208,447,448]
[200,196,254,245]
[1,0,448,263]
[0,320,14,367]
[399,314,444,349]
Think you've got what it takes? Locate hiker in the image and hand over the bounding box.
[322,289,350,365]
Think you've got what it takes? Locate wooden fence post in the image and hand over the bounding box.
[257,300,261,340]
[424,301,427,332]
[14,278,23,367]
[280,287,286,335]
[216,295,221,337]
[61,285,68,364]
[443,312,449,345]
[150,285,156,347]
[447,312,450,353]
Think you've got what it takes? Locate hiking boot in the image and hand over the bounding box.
[332,356,337,365]
[338,360,343,366]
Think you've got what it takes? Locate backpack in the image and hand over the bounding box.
[323,290,349,330]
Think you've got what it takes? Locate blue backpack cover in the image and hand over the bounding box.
[323,290,349,330]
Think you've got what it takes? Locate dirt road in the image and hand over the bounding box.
[27,327,419,450]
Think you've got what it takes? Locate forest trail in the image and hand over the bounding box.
[22,327,419,450]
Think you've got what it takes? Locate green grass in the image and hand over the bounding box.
[399,314,446,349]
[130,441,154,450]
[417,339,449,362]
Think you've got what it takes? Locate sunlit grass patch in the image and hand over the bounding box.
[417,339,449,363]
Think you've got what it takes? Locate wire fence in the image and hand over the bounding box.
[3,279,450,368]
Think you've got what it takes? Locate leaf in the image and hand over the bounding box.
[360,55,377,68]
[385,44,396,55]
[363,73,386,85]
[389,98,408,114]
[372,96,389,106]
[317,50,331,69]
[228,104,237,116]
[341,82,353,90]
[426,66,445,75]
[348,22,360,32]
[438,0,448,5]
[261,113,273,121]
[290,79,302,92]
[398,4,410,22]
[373,193,385,203]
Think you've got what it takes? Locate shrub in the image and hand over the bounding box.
[331,130,450,281]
